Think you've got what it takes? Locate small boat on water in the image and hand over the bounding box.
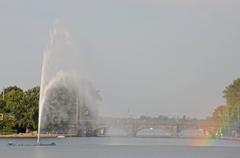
[39,142,56,146]
[57,135,65,138]
[8,142,56,146]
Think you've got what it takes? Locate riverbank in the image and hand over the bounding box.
[0,133,57,138]
[221,137,240,141]
[1,134,240,141]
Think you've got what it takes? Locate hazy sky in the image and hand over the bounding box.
[1,0,240,118]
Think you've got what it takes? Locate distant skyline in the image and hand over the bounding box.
[1,0,240,118]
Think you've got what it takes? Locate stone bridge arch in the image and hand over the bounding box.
[89,119,220,137]
[130,124,178,137]
[93,125,130,137]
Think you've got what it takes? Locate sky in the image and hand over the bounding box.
[0,0,240,119]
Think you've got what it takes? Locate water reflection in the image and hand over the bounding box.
[136,128,171,137]
[105,127,128,137]
[179,129,205,137]
[1,138,240,158]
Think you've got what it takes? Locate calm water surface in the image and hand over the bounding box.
[0,137,240,158]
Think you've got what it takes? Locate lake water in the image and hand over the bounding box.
[1,137,240,158]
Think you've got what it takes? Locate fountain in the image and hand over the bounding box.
[37,20,100,144]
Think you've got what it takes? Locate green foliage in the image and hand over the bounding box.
[0,113,16,134]
[212,105,228,123]
[0,99,6,112]
[223,79,240,106]
[0,86,39,133]
[223,78,240,121]
[41,84,77,133]
[21,86,39,130]
[210,78,240,136]
[2,86,24,114]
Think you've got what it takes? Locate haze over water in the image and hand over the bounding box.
[1,0,240,119]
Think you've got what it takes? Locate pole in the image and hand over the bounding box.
[238,106,240,136]
[76,97,78,122]
[2,88,4,100]
[238,106,240,121]
[76,96,79,134]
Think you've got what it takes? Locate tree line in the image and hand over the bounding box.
[0,86,39,134]
[1,78,240,135]
[212,79,240,136]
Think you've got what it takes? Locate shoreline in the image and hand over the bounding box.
[1,134,240,141]
[221,137,240,141]
[0,134,57,138]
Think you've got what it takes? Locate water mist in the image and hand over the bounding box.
[37,21,100,143]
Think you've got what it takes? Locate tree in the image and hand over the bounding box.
[0,86,23,133]
[223,78,240,106]
[0,86,40,133]
[2,86,24,130]
[41,83,77,134]
[2,86,24,114]
[0,99,6,113]
[223,78,240,121]
[212,105,228,123]
[0,113,16,134]
[21,86,40,131]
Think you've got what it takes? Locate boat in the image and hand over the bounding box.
[8,142,56,146]
[57,135,65,138]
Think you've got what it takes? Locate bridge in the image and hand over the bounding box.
[73,118,228,137]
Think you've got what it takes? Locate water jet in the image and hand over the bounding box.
[37,20,100,144]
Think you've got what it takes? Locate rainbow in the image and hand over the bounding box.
[190,112,238,146]
[190,137,216,146]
